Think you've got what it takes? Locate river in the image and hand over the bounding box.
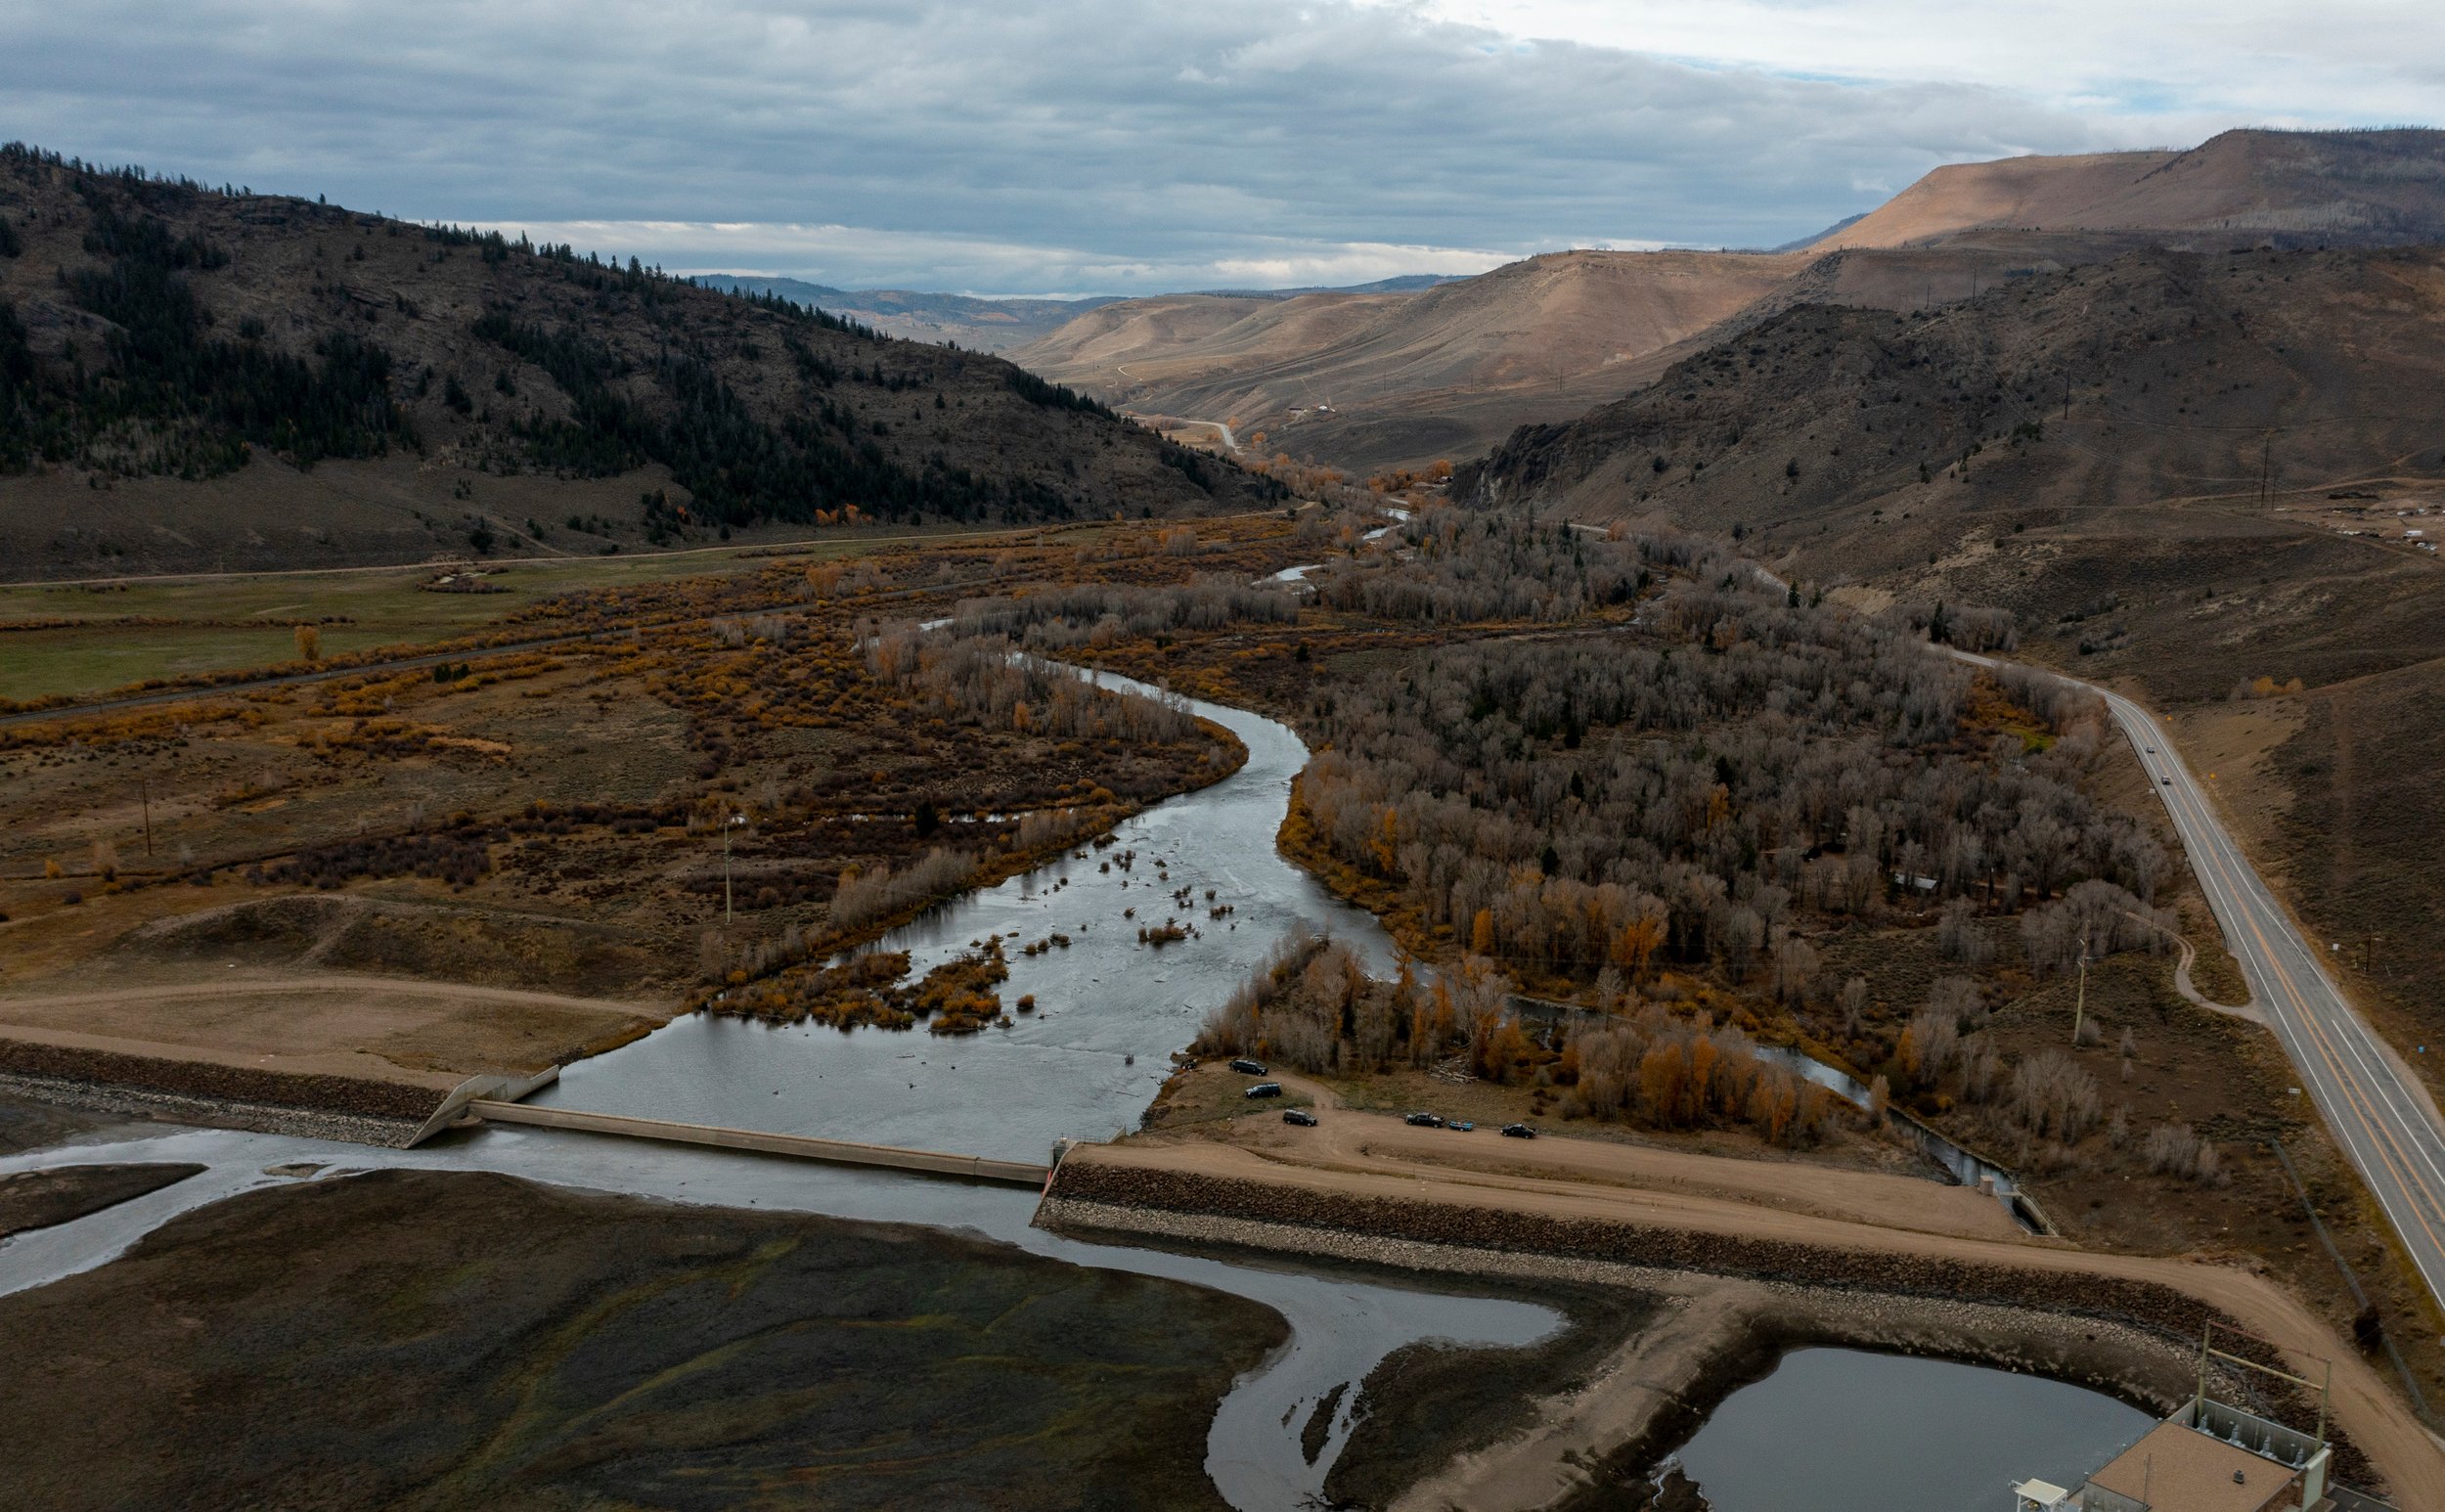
[529,666,1405,1159]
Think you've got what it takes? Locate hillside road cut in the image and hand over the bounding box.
[1962,650,2445,1313]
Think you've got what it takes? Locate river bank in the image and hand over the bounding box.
[1038,1193,2205,1508]
[1037,1155,2425,1499]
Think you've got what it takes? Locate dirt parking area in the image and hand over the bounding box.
[1139,1064,2025,1245]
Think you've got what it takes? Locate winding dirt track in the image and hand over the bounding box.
[1106,1068,2445,1501]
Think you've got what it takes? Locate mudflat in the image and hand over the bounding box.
[0,1168,1287,1512]
[0,1161,202,1238]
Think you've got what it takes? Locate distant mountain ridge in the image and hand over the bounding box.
[1010,126,2445,472]
[1184,274,1461,298]
[1816,128,2445,250]
[1011,250,1800,470]
[689,275,1121,353]
[691,273,1464,350]
[1766,212,1868,253]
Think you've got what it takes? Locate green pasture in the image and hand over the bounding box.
[0,528,1009,702]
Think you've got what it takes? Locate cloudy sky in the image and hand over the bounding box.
[3,1,2437,293]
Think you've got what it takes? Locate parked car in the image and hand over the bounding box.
[2161,776,2172,784]
[1447,1120,1476,1133]
[1500,1123,1536,1138]
[1282,1109,1318,1127]
[1244,1082,1283,1099]
[1229,1058,1268,1076]
[1404,1112,1445,1128]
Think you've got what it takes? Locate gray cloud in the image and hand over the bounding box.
[0,0,2371,292]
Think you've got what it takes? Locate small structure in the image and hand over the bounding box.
[2013,1327,2367,1512]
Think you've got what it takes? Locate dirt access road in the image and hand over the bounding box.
[1152,1064,2022,1243]
[1098,1067,2445,1502]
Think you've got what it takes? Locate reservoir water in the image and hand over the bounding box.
[1675,1348,2152,1511]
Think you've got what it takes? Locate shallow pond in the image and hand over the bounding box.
[1674,1347,2153,1511]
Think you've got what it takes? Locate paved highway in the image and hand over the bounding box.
[1973,651,2445,1312]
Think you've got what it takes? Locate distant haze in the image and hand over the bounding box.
[2,1,2437,292]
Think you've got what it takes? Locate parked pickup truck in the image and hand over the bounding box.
[1403,1112,1445,1128]
[1229,1058,1268,1076]
[1500,1123,1536,1138]
[1281,1109,1318,1127]
[1244,1082,1284,1099]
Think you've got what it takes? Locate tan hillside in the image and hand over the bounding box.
[1814,150,2179,247]
[1465,243,2445,688]
[1008,288,1407,394]
[1820,128,2445,249]
[1013,249,1800,471]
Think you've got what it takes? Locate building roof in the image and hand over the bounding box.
[2087,1422,2304,1512]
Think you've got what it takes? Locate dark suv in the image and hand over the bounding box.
[1282,1109,1318,1127]
[1244,1082,1283,1099]
[1500,1123,1536,1138]
[1229,1058,1268,1076]
[1404,1112,1445,1128]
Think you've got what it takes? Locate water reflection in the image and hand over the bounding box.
[536,667,1400,1158]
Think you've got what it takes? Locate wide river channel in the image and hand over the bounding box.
[0,664,2153,1508]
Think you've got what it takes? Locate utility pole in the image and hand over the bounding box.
[138,778,153,857]
[2072,924,2091,1046]
[723,813,745,924]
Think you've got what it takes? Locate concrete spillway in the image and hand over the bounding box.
[461,1098,1054,1187]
